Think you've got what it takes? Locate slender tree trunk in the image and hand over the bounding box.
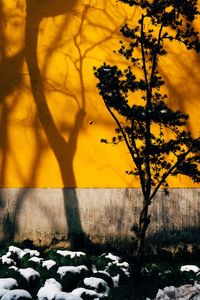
[134,197,150,259]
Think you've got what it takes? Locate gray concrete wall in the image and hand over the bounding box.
[0,188,199,245]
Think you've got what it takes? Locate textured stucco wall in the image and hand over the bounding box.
[0,0,199,188]
[0,188,199,245]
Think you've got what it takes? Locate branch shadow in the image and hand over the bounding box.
[24,0,89,247]
[0,0,131,246]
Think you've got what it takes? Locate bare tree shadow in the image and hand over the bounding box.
[0,0,131,246]
[24,0,89,246]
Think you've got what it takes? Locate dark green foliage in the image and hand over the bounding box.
[94,0,200,257]
[107,285,135,300]
[20,254,32,269]
[80,292,107,300]
[0,263,10,278]
[35,264,59,282]
[93,255,114,271]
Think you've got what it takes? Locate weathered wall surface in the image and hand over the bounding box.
[0,188,199,245]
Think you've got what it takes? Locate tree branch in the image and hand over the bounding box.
[104,102,146,194]
[140,137,200,217]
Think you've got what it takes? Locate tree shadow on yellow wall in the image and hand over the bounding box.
[25,0,87,246]
[0,0,25,187]
[0,0,88,245]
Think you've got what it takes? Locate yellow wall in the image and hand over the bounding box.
[0,0,199,188]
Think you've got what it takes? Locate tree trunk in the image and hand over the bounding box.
[133,199,150,260]
[135,228,146,258]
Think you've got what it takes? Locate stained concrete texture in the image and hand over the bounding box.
[0,188,199,245]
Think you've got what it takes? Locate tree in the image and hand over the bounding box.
[94,0,200,259]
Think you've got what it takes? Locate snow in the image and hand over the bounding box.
[76,265,88,272]
[24,249,40,257]
[55,292,82,300]
[7,246,39,259]
[18,267,40,281]
[194,281,200,291]
[180,265,200,273]
[8,246,25,259]
[0,289,8,298]
[37,278,62,300]
[1,254,16,266]
[57,250,86,258]
[163,286,177,298]
[0,278,18,290]
[97,270,111,277]
[72,287,104,299]
[104,253,130,276]
[114,261,130,277]
[42,260,56,270]
[105,253,120,263]
[29,256,43,263]
[57,265,88,278]
[106,257,130,277]
[9,266,18,271]
[83,277,110,295]
[1,289,32,300]
[155,284,200,299]
[91,264,97,272]
[156,289,170,300]
[116,261,129,268]
[112,274,120,287]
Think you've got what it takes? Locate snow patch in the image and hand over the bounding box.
[180,265,200,273]
[0,278,18,290]
[163,286,177,298]
[57,265,88,278]
[55,291,82,300]
[0,289,8,298]
[18,268,40,281]
[24,249,40,257]
[8,246,39,259]
[8,246,25,259]
[105,253,120,263]
[9,266,18,271]
[72,287,104,299]
[83,277,110,295]
[112,274,120,287]
[1,289,32,300]
[42,260,56,270]
[57,250,86,258]
[1,254,16,266]
[91,264,97,273]
[29,256,43,263]
[37,278,62,300]
[156,284,200,300]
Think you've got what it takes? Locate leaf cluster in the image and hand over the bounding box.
[94,0,200,199]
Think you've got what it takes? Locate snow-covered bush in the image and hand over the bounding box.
[57,266,89,292]
[1,289,32,300]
